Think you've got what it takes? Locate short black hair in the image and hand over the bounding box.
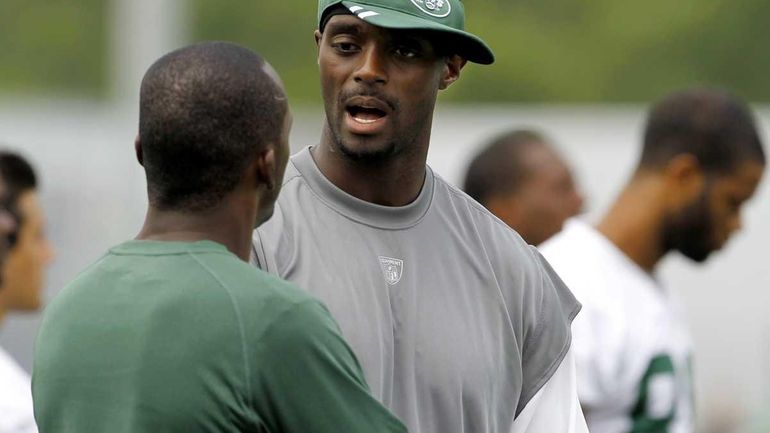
[0,151,38,246]
[139,41,287,212]
[0,152,37,201]
[639,88,765,174]
[463,129,549,205]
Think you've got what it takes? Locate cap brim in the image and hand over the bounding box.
[340,1,494,65]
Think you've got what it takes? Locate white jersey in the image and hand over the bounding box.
[252,147,588,433]
[540,219,695,433]
[0,346,38,433]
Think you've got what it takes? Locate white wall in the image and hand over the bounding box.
[1,101,768,431]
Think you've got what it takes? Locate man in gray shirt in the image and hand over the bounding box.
[252,0,588,432]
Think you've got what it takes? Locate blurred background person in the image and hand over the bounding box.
[463,129,584,245]
[540,88,766,433]
[0,153,54,316]
[0,152,47,433]
[0,156,17,280]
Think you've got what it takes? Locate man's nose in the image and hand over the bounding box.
[354,45,388,85]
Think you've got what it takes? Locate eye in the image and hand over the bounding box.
[394,45,421,59]
[331,40,360,54]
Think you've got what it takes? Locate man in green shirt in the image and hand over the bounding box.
[32,41,407,433]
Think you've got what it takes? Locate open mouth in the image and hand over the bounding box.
[346,105,387,124]
[342,96,392,135]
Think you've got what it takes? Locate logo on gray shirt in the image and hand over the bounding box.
[378,256,404,285]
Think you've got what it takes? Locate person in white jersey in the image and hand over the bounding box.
[251,0,588,432]
[540,88,766,433]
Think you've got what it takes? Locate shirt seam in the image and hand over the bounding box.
[280,170,302,188]
[188,253,254,409]
[65,254,110,288]
[109,250,232,257]
[443,183,517,235]
[250,298,325,344]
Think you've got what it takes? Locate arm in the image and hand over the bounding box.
[252,300,408,433]
[511,347,589,433]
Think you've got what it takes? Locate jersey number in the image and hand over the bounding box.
[630,354,676,433]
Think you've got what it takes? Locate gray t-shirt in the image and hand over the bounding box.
[252,147,580,433]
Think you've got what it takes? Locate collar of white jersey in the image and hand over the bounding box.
[290,146,434,230]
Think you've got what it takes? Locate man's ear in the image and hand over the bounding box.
[663,153,705,204]
[255,147,277,191]
[439,55,467,90]
[134,136,144,166]
[315,30,323,65]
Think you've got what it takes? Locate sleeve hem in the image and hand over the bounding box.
[515,284,582,417]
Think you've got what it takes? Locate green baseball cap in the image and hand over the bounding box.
[318,0,494,65]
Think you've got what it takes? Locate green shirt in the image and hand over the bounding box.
[33,240,407,433]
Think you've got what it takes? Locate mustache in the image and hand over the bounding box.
[339,88,399,112]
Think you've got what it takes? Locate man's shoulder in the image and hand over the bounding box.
[280,154,304,189]
[540,219,665,315]
[540,219,599,258]
[192,247,316,306]
[58,242,313,315]
[539,219,614,287]
[265,153,319,227]
[431,171,528,244]
[433,172,501,218]
[430,172,565,303]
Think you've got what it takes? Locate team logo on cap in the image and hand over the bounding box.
[378,256,404,285]
[409,0,451,18]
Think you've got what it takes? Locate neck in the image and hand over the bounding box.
[597,173,668,273]
[136,195,257,261]
[312,127,429,206]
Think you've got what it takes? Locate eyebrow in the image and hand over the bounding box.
[325,22,363,36]
[391,33,430,46]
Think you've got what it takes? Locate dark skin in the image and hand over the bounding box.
[598,153,764,272]
[485,141,584,245]
[135,71,291,261]
[135,145,282,261]
[313,15,466,206]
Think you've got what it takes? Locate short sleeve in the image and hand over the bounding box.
[569,295,617,409]
[251,300,408,433]
[517,247,582,416]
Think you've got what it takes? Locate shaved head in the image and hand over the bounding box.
[139,41,288,212]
